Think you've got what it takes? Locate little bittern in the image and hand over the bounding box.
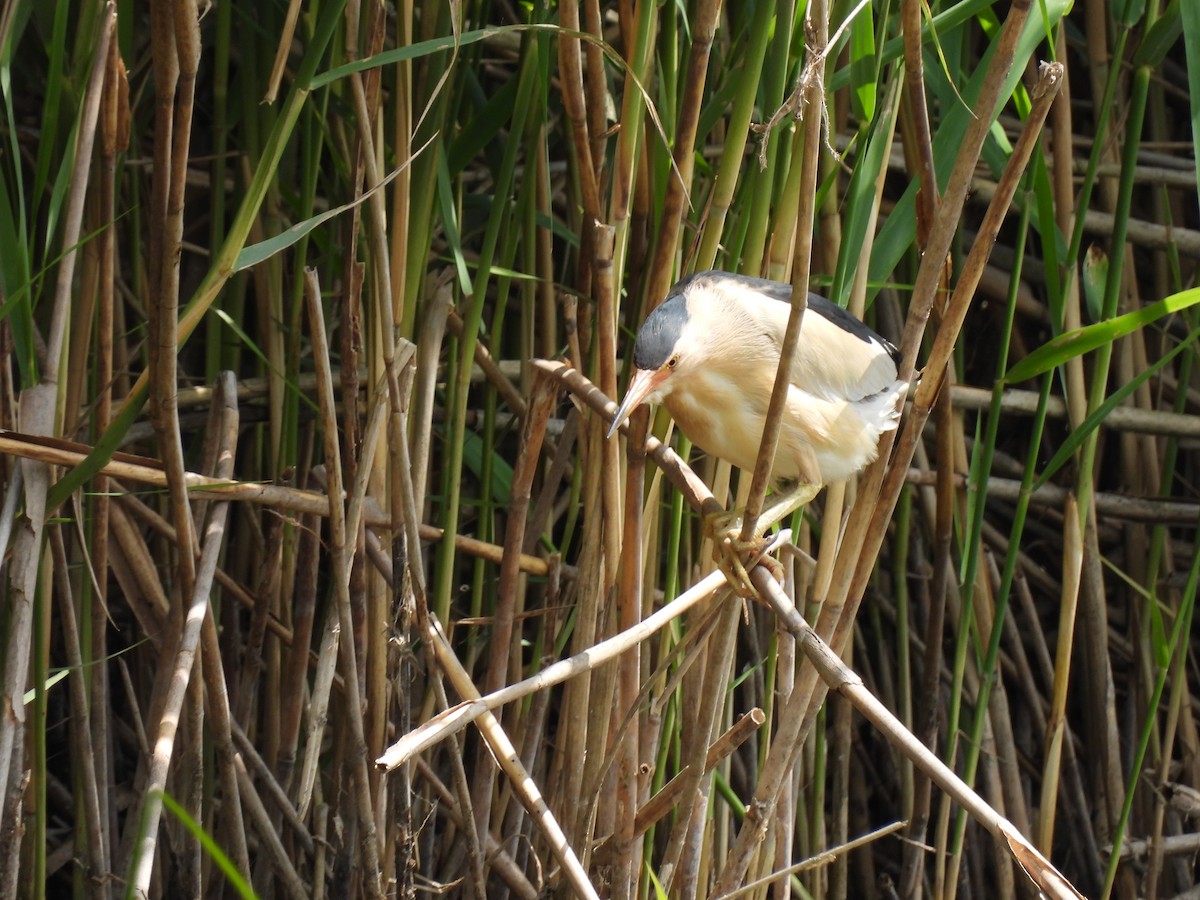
[608,270,906,590]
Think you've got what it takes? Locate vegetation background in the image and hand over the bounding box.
[0,0,1198,897]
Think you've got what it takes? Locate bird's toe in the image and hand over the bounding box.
[704,511,781,599]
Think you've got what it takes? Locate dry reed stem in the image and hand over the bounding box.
[613,339,649,898]
[739,0,828,541]
[382,341,427,890]
[840,13,1045,609]
[413,758,538,899]
[669,595,740,896]
[745,566,1085,900]
[232,752,309,899]
[1039,495,1084,852]
[901,0,937,231]
[149,0,199,615]
[446,310,527,416]
[378,569,727,770]
[194,376,252,884]
[715,21,1053,898]
[410,276,453,510]
[632,707,765,837]
[91,36,127,888]
[345,371,395,566]
[262,0,303,104]
[644,0,720,303]
[470,370,555,859]
[557,1,600,226]
[614,405,647,897]
[0,433,559,575]
[230,722,313,853]
[112,489,312,648]
[427,618,600,899]
[725,821,908,900]
[344,15,401,842]
[428,673,487,899]
[557,223,619,856]
[593,223,622,849]
[303,267,383,897]
[128,366,237,895]
[295,609,340,821]
[843,58,1063,686]
[45,1,117,380]
[49,529,107,896]
[107,501,170,627]
[882,61,1066,900]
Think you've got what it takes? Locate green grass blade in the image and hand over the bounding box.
[1032,326,1200,489]
[1003,286,1200,383]
[233,134,434,272]
[159,791,260,900]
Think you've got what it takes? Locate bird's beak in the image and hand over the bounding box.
[607,367,668,439]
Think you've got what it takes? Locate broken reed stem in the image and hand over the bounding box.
[0,433,561,576]
[632,707,765,838]
[427,618,601,900]
[739,567,1084,900]
[377,570,727,771]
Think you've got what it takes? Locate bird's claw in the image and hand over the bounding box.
[705,511,784,600]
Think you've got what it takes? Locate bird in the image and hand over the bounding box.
[607,270,906,587]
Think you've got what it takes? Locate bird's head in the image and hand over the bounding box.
[607,293,695,438]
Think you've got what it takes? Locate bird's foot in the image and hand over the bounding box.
[703,482,822,598]
[704,510,785,600]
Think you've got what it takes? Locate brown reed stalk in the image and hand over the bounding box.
[126,369,239,896]
[303,267,384,897]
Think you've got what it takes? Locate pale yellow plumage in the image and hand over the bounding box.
[609,271,906,485]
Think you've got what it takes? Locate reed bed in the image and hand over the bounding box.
[1,1,1198,898]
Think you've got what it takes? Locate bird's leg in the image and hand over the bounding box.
[758,480,822,531]
[704,480,822,598]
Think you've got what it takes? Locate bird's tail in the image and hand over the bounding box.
[860,381,907,434]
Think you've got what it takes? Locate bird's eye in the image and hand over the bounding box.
[667,355,678,369]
